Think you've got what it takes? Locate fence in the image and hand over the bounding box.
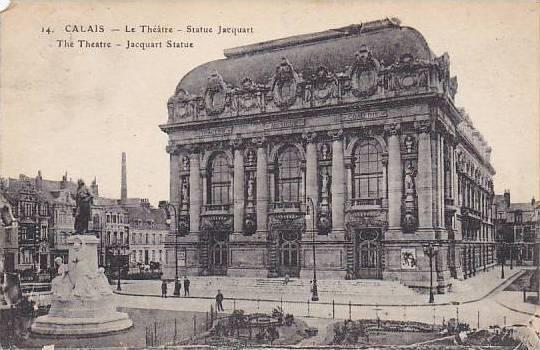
[145,304,225,347]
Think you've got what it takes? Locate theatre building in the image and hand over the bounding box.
[160,19,496,290]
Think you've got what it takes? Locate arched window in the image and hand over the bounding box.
[208,154,231,205]
[353,140,382,200]
[277,147,302,202]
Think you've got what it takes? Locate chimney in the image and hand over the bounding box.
[60,171,68,189]
[35,170,43,191]
[91,177,99,197]
[121,152,127,204]
[504,190,511,208]
[532,197,536,206]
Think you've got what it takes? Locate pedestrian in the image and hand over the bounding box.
[216,289,224,312]
[174,278,182,296]
[183,276,190,297]
[283,273,290,285]
[161,280,168,298]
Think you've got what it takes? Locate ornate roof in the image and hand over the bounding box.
[176,18,434,95]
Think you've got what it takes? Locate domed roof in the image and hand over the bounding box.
[176,18,435,95]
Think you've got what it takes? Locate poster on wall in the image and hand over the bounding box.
[401,248,417,269]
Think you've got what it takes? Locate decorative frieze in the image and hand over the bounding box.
[167,48,457,123]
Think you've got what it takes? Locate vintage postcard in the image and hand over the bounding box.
[0,0,539,348]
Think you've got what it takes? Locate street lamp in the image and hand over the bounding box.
[165,203,181,297]
[305,197,319,302]
[500,242,506,279]
[509,243,514,270]
[110,242,128,291]
[423,243,439,304]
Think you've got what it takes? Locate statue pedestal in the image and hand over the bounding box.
[31,235,132,336]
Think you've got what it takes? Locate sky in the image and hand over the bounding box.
[0,0,539,206]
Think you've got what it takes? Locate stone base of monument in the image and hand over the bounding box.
[31,296,133,336]
[31,235,133,336]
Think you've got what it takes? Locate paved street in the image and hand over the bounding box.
[116,266,521,306]
[113,267,539,334]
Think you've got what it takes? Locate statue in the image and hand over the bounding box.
[321,169,330,196]
[404,135,415,153]
[182,156,190,171]
[321,143,330,160]
[96,267,112,296]
[247,173,255,200]
[404,162,415,195]
[247,149,256,164]
[51,257,73,300]
[181,180,189,204]
[74,180,93,234]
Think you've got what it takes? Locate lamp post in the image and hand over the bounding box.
[423,243,438,304]
[509,243,514,269]
[500,242,505,279]
[165,203,180,297]
[110,242,127,291]
[305,197,319,302]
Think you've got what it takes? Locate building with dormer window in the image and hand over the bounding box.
[164,19,495,291]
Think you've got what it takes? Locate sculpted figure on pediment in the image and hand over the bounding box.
[271,58,299,108]
[168,88,194,121]
[204,71,228,115]
[349,45,380,97]
[237,77,262,112]
[308,66,338,103]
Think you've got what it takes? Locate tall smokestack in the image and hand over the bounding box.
[121,152,127,204]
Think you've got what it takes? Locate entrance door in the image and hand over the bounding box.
[278,230,300,277]
[40,254,48,271]
[210,231,229,276]
[354,229,382,279]
[4,253,15,272]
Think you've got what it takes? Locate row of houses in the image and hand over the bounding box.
[494,191,540,265]
[0,170,168,281]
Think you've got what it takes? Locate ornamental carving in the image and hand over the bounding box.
[204,71,228,115]
[245,148,257,165]
[243,213,257,235]
[384,123,401,137]
[385,54,430,91]
[271,58,299,109]
[168,88,195,121]
[349,45,380,97]
[345,210,387,229]
[236,77,262,113]
[306,66,338,104]
[403,134,416,153]
[201,215,232,232]
[402,160,417,233]
[269,213,304,231]
[414,120,432,134]
[320,143,331,160]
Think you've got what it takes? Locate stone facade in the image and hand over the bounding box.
[158,19,496,290]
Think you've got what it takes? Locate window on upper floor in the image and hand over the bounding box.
[515,211,523,224]
[208,153,231,205]
[276,146,302,203]
[353,139,383,199]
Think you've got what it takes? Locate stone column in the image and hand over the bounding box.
[189,149,201,234]
[385,123,402,229]
[329,129,345,235]
[304,132,318,232]
[232,140,245,235]
[416,121,434,229]
[255,137,268,235]
[169,150,180,205]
